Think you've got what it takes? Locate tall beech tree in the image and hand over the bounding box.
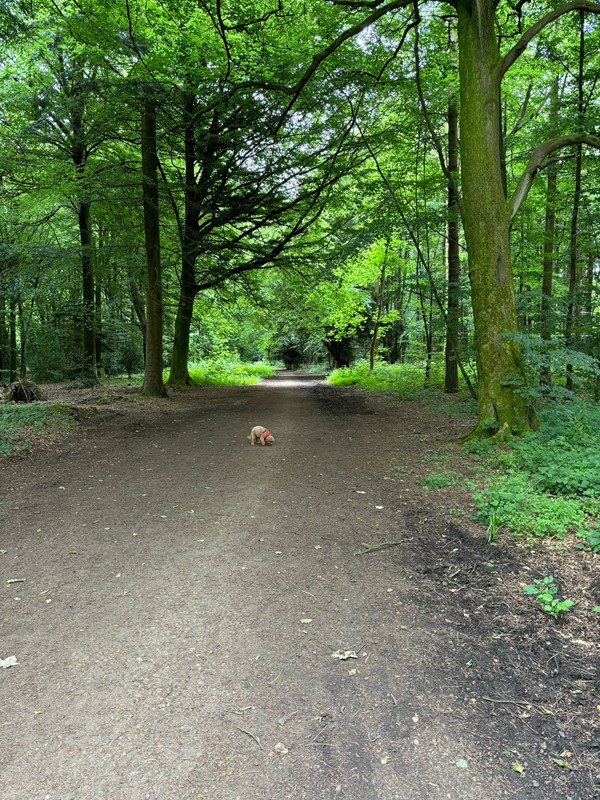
[140,97,166,398]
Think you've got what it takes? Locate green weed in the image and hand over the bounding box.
[576,528,600,554]
[421,470,465,490]
[473,473,585,538]
[0,403,74,457]
[522,576,575,619]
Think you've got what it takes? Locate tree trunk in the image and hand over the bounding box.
[444,92,460,393]
[9,296,17,381]
[369,242,388,371]
[78,199,98,382]
[540,162,557,388]
[565,11,585,392]
[324,336,352,368]
[140,98,167,398]
[0,294,7,380]
[457,0,535,438]
[129,273,147,363]
[169,269,197,384]
[18,299,26,378]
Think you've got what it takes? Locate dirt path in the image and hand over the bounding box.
[1,374,598,799]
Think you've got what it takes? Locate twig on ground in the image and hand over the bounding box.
[354,539,409,555]
[234,725,263,750]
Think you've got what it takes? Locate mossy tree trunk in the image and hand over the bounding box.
[456,0,535,438]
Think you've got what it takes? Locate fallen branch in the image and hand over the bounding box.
[354,539,409,555]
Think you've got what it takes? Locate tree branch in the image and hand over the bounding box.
[497,0,600,79]
[508,133,600,223]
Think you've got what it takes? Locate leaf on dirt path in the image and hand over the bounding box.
[331,650,358,660]
[455,759,469,769]
[274,742,289,755]
[412,713,419,723]
[380,755,390,765]
[314,545,322,550]
[354,490,366,494]
[375,506,384,510]
[0,656,19,669]
[511,761,525,774]
[551,757,572,770]
[347,668,358,676]
[299,618,313,625]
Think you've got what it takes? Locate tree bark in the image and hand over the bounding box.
[9,296,17,381]
[369,242,388,371]
[77,199,97,382]
[140,98,167,398]
[540,77,559,388]
[566,11,585,392]
[457,0,535,437]
[445,93,460,393]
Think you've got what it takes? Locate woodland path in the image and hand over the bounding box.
[1,373,597,800]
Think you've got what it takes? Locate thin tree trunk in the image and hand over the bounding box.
[445,93,460,393]
[565,11,585,392]
[0,294,6,379]
[369,242,388,371]
[540,162,557,387]
[129,274,147,364]
[140,97,167,398]
[78,199,97,382]
[18,300,26,378]
[9,296,17,381]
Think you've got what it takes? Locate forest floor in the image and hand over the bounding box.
[1,372,598,800]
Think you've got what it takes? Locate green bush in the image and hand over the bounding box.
[329,360,426,397]
[184,359,274,385]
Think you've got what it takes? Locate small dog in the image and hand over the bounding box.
[248,425,274,446]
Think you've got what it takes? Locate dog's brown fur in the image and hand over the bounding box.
[248,425,274,446]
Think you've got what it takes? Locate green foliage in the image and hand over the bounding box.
[329,360,429,397]
[471,401,600,540]
[27,326,68,382]
[421,470,465,490]
[0,402,73,456]
[473,473,586,538]
[170,360,274,386]
[576,528,600,554]
[522,576,575,619]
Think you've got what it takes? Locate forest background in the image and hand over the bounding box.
[0,0,599,437]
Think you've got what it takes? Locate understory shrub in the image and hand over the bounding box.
[182,359,274,385]
[329,360,428,398]
[472,400,600,540]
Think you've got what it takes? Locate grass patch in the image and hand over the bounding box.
[0,403,75,457]
[421,470,466,490]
